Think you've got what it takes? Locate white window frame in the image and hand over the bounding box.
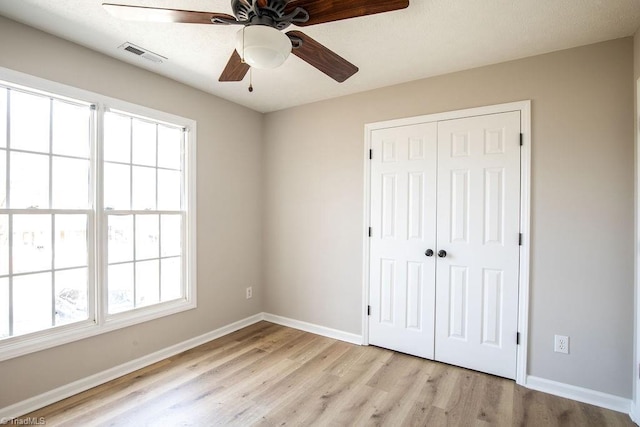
[0,66,197,362]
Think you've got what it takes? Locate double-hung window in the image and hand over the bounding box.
[0,69,196,361]
[0,88,93,339]
[104,110,187,315]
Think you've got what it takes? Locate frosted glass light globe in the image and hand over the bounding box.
[236,25,292,69]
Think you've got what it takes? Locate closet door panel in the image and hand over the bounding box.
[368,123,437,359]
[434,111,521,379]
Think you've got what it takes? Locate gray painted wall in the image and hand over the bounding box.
[263,38,635,398]
[0,16,264,408]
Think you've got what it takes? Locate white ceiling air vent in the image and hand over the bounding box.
[118,42,166,64]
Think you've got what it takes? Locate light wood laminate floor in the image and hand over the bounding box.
[20,321,634,426]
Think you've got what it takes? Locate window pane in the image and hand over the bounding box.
[52,100,90,158]
[9,90,50,153]
[0,89,193,345]
[132,119,156,167]
[132,166,156,210]
[0,278,8,338]
[55,268,88,326]
[161,214,181,257]
[10,151,49,209]
[104,112,130,163]
[136,259,159,307]
[0,215,8,276]
[53,157,89,209]
[13,272,52,336]
[108,215,133,264]
[108,262,133,314]
[136,215,158,260]
[161,257,181,302]
[157,169,180,211]
[55,215,87,269]
[104,162,130,210]
[0,149,5,208]
[0,88,6,148]
[13,214,51,274]
[158,125,181,170]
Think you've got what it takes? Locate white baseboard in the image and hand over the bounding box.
[525,375,631,414]
[630,401,640,424]
[1,313,264,421]
[263,313,363,345]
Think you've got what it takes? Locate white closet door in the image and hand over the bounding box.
[434,111,521,379]
[368,123,438,359]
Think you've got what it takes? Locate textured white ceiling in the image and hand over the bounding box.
[0,0,638,113]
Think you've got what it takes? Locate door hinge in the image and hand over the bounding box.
[519,233,523,246]
[368,227,372,237]
[516,332,520,345]
[367,305,371,316]
[520,133,523,146]
[369,149,373,160]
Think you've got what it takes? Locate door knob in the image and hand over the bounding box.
[425,249,434,257]
[438,250,447,258]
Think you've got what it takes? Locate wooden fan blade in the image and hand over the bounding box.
[219,50,250,82]
[102,3,236,24]
[287,31,358,83]
[284,0,408,26]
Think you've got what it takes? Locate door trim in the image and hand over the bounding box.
[361,100,532,385]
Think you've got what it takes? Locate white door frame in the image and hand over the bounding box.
[361,100,532,385]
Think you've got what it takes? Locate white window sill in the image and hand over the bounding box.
[0,298,196,362]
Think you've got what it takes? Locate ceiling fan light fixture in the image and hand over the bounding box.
[236,25,291,69]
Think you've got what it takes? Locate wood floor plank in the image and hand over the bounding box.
[252,340,352,405]
[81,347,268,426]
[404,401,448,427]
[474,372,514,425]
[329,385,389,427]
[367,354,432,424]
[18,322,635,427]
[429,363,464,410]
[335,344,393,386]
[105,348,270,426]
[366,351,424,392]
[440,371,484,426]
[259,371,343,425]
[24,358,172,422]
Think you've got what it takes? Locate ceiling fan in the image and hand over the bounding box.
[102,0,410,84]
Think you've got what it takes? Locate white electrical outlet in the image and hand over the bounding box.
[246,287,252,299]
[554,335,569,354]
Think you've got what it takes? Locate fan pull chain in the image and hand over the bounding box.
[239,26,253,93]
[240,26,246,63]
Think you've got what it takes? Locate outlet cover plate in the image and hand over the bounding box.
[554,335,569,354]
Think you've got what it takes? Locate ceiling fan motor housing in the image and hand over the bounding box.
[231,0,308,30]
[233,0,286,21]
